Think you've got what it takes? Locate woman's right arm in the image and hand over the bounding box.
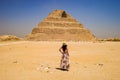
[59,47,63,54]
[66,48,69,56]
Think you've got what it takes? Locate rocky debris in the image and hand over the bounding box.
[98,63,104,66]
[26,10,97,41]
[13,61,18,63]
[36,64,53,73]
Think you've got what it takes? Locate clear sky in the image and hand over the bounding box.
[0,0,120,39]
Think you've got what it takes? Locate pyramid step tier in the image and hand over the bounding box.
[44,17,78,22]
[38,22,83,28]
[32,27,91,34]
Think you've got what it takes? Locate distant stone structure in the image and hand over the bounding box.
[26,10,97,41]
[0,35,21,41]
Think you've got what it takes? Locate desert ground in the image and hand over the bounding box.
[0,41,120,80]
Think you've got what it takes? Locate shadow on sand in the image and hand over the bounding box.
[56,68,69,71]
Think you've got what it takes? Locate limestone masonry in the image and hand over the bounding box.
[26,10,97,41]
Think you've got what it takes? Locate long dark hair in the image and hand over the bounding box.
[62,43,67,52]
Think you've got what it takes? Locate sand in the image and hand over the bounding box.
[0,41,120,80]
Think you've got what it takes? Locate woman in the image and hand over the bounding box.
[59,43,70,71]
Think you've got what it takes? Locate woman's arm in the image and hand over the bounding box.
[59,47,63,54]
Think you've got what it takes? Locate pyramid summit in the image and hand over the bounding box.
[26,10,97,41]
[46,10,73,18]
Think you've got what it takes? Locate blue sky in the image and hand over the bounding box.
[0,0,120,38]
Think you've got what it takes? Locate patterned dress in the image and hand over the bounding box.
[60,52,70,70]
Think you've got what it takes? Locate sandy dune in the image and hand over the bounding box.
[0,41,120,80]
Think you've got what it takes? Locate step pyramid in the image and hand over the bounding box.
[26,10,97,41]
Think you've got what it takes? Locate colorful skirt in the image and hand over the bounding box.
[60,53,70,70]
